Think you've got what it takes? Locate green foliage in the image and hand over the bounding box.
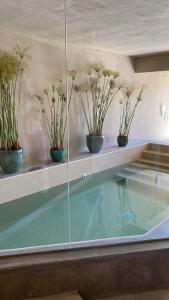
[0,45,30,150]
[119,84,146,136]
[74,62,122,136]
[36,71,77,150]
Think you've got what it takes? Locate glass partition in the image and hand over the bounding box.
[1,1,169,253]
[66,1,169,246]
[0,1,70,251]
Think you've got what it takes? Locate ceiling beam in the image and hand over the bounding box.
[132,53,169,73]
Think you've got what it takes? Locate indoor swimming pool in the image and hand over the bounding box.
[0,163,169,251]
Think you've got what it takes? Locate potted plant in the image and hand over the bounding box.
[0,46,30,174]
[117,84,146,147]
[36,70,76,162]
[75,62,122,153]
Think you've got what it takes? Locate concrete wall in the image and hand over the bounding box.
[0,30,169,164]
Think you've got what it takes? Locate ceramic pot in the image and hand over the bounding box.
[0,148,23,174]
[50,149,64,162]
[86,134,104,153]
[117,135,128,147]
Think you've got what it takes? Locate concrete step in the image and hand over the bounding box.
[118,166,144,177]
[135,158,169,170]
[124,165,145,173]
[131,161,169,174]
[26,292,82,300]
[116,169,169,208]
[117,169,169,188]
[147,143,169,153]
[117,170,169,202]
[97,289,169,300]
[142,149,169,163]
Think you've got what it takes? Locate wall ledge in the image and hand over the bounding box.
[0,139,148,204]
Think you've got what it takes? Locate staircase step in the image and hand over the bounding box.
[144,149,169,156]
[147,143,169,153]
[142,149,169,163]
[122,165,145,174]
[136,158,169,169]
[131,161,169,175]
[117,169,169,192]
[125,165,144,171]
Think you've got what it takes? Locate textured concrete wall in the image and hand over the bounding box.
[0,31,169,164]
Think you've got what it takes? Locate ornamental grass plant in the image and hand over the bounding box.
[0,45,30,150]
[119,84,146,136]
[36,70,77,151]
[74,62,122,136]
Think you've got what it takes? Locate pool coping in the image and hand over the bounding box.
[0,236,169,270]
[1,237,169,300]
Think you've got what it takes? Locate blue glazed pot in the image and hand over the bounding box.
[86,134,104,153]
[50,149,64,162]
[0,148,23,174]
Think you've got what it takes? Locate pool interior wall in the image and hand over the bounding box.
[0,140,147,204]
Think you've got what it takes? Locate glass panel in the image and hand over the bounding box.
[0,1,69,251]
[67,1,169,246]
[1,1,169,253]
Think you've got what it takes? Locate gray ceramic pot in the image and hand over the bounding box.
[86,134,104,153]
[0,148,23,174]
[117,135,128,147]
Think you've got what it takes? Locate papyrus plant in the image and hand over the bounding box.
[0,45,30,150]
[119,84,146,136]
[74,62,122,136]
[36,71,77,150]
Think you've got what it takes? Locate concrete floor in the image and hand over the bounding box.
[27,292,82,300]
[28,289,169,300]
[100,289,169,300]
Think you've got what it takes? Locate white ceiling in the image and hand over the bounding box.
[0,0,169,55]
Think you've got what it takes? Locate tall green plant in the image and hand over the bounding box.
[74,62,122,136]
[36,71,77,150]
[119,84,146,136]
[0,45,30,150]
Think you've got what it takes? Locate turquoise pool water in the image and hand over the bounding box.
[0,165,169,250]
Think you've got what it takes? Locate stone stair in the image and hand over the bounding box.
[133,143,169,172]
[115,144,169,203]
[117,167,169,191]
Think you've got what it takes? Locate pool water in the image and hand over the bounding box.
[0,165,169,250]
